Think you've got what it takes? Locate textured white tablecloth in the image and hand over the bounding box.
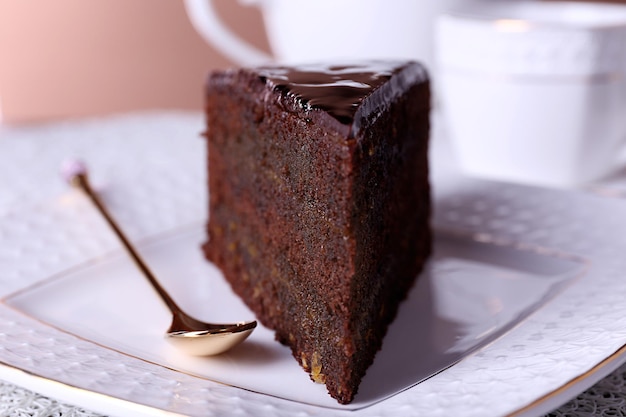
[1,112,626,417]
[1,364,625,416]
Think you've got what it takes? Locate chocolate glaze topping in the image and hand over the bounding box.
[257,61,422,126]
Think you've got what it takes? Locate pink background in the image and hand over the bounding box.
[3,0,620,124]
[0,0,269,123]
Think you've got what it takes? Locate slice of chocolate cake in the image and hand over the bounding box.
[203,61,431,404]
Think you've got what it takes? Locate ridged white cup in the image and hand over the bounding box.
[436,1,626,188]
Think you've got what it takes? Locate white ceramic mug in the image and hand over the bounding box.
[436,1,626,188]
[184,0,465,72]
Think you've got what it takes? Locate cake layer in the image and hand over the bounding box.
[203,61,431,404]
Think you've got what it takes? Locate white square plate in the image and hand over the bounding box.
[3,216,585,410]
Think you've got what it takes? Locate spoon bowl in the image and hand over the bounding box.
[166,308,257,355]
[62,159,257,356]
[167,318,257,356]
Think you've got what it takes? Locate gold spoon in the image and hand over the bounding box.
[62,160,256,356]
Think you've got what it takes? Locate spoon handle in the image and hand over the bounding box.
[63,161,183,316]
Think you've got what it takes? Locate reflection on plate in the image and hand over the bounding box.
[4,224,585,410]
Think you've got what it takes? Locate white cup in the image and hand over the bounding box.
[436,1,626,188]
[184,0,466,72]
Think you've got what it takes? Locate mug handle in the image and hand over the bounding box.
[183,0,272,66]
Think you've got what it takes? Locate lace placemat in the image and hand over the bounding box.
[0,382,98,417]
